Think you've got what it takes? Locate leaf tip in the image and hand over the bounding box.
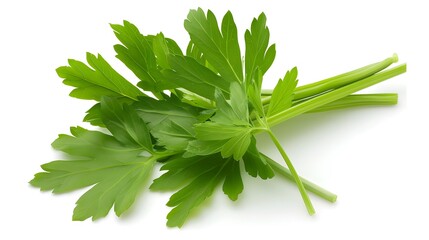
[258,12,267,22]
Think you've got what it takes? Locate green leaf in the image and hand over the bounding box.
[244,13,275,116]
[100,97,153,152]
[192,121,252,160]
[164,154,231,227]
[111,20,156,69]
[133,95,201,129]
[220,131,252,160]
[189,82,252,160]
[132,95,203,150]
[154,121,195,151]
[194,122,248,141]
[111,21,175,97]
[211,84,249,125]
[57,53,144,101]
[153,33,184,69]
[189,126,252,161]
[30,127,156,220]
[153,153,245,227]
[164,37,184,56]
[242,137,274,179]
[247,70,264,116]
[51,126,141,160]
[73,158,154,220]
[152,33,171,69]
[222,160,243,200]
[186,41,206,65]
[244,13,276,116]
[164,55,230,100]
[83,103,104,127]
[185,139,225,157]
[266,67,299,117]
[150,155,213,191]
[229,82,249,121]
[245,13,276,82]
[83,97,135,127]
[260,45,276,75]
[185,41,219,75]
[184,8,243,83]
[176,89,216,109]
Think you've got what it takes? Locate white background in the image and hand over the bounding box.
[1,0,428,239]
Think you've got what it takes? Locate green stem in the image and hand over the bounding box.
[306,93,398,113]
[266,129,315,215]
[261,93,398,115]
[262,154,337,203]
[266,64,406,127]
[256,93,397,202]
[261,54,398,105]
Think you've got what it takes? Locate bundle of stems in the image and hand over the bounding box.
[256,54,404,208]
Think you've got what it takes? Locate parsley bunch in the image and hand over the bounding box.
[30,8,406,227]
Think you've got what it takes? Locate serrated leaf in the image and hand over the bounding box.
[190,82,252,160]
[266,67,299,117]
[57,53,144,101]
[247,72,264,116]
[229,82,249,121]
[222,160,243,200]
[185,140,225,157]
[152,33,184,69]
[83,103,105,127]
[152,33,171,69]
[190,125,252,161]
[220,131,252,160]
[100,97,152,152]
[154,121,195,151]
[192,121,252,160]
[260,44,276,74]
[150,155,212,191]
[185,41,219,75]
[132,95,203,150]
[133,95,201,129]
[73,159,154,220]
[176,89,216,109]
[194,122,248,141]
[83,97,134,127]
[87,94,205,151]
[242,137,274,179]
[245,13,276,82]
[111,20,156,69]
[30,127,156,220]
[164,37,184,56]
[186,41,205,65]
[211,85,249,125]
[51,126,141,160]
[185,8,243,83]
[244,13,276,117]
[164,55,230,100]
[164,154,230,227]
[111,21,176,97]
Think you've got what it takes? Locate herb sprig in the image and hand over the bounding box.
[30,8,405,227]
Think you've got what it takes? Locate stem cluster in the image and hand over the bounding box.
[261,54,405,214]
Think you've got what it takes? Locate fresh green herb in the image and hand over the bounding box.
[30,8,406,227]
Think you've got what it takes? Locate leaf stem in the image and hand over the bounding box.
[262,154,337,203]
[306,93,398,113]
[266,64,406,127]
[260,93,398,116]
[266,129,315,215]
